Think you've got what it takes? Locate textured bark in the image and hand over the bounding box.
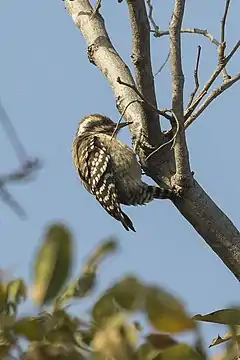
[64,0,240,281]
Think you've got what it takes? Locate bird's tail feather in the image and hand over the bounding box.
[120,211,136,232]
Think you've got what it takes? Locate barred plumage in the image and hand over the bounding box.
[72,114,175,232]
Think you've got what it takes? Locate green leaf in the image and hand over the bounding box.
[7,279,27,305]
[74,330,94,348]
[32,223,74,306]
[0,314,15,328]
[0,333,14,357]
[135,343,161,360]
[146,334,178,350]
[110,276,144,311]
[145,286,195,333]
[83,238,118,272]
[193,309,240,326]
[58,271,96,304]
[160,344,202,360]
[0,283,7,309]
[92,314,136,360]
[92,292,119,324]
[51,308,79,332]
[26,343,85,360]
[13,317,45,341]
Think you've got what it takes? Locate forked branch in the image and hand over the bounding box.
[184,40,240,127]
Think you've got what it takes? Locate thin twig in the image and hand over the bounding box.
[219,0,231,80]
[151,28,220,46]
[110,100,138,142]
[186,45,201,109]
[117,77,173,121]
[145,110,180,161]
[0,159,40,185]
[146,0,160,34]
[0,159,41,218]
[221,0,231,43]
[0,97,28,164]
[90,0,101,19]
[154,51,170,77]
[184,39,240,121]
[185,72,240,128]
[0,186,26,218]
[0,97,41,219]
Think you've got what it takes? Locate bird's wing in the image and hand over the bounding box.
[74,135,135,231]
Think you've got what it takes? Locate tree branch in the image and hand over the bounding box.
[116,78,172,122]
[0,97,41,218]
[219,0,231,80]
[152,28,220,46]
[125,0,160,139]
[184,40,240,124]
[185,72,240,128]
[186,45,201,109]
[169,0,192,187]
[64,0,240,281]
[65,0,164,152]
[171,180,240,282]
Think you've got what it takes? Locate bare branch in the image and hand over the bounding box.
[221,0,231,44]
[0,159,41,218]
[0,96,28,164]
[90,0,101,19]
[184,40,240,122]
[145,111,180,161]
[0,97,41,218]
[0,186,26,218]
[218,0,231,80]
[154,51,170,77]
[152,28,220,46]
[117,77,173,122]
[185,72,240,128]
[146,0,160,34]
[186,45,201,109]
[169,0,192,187]
[0,159,41,185]
[64,0,165,153]
[125,0,160,136]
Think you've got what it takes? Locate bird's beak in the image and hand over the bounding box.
[117,121,133,129]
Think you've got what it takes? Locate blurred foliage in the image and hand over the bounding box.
[0,223,239,360]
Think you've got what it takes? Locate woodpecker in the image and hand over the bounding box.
[72,114,176,232]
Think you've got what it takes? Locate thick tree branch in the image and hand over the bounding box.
[169,0,192,187]
[64,0,240,281]
[171,181,240,282]
[64,0,163,151]
[125,0,160,139]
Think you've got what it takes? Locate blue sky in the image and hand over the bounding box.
[0,0,239,353]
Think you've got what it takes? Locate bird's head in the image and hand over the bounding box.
[76,114,131,137]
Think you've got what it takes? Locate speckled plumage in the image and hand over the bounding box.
[72,114,174,232]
